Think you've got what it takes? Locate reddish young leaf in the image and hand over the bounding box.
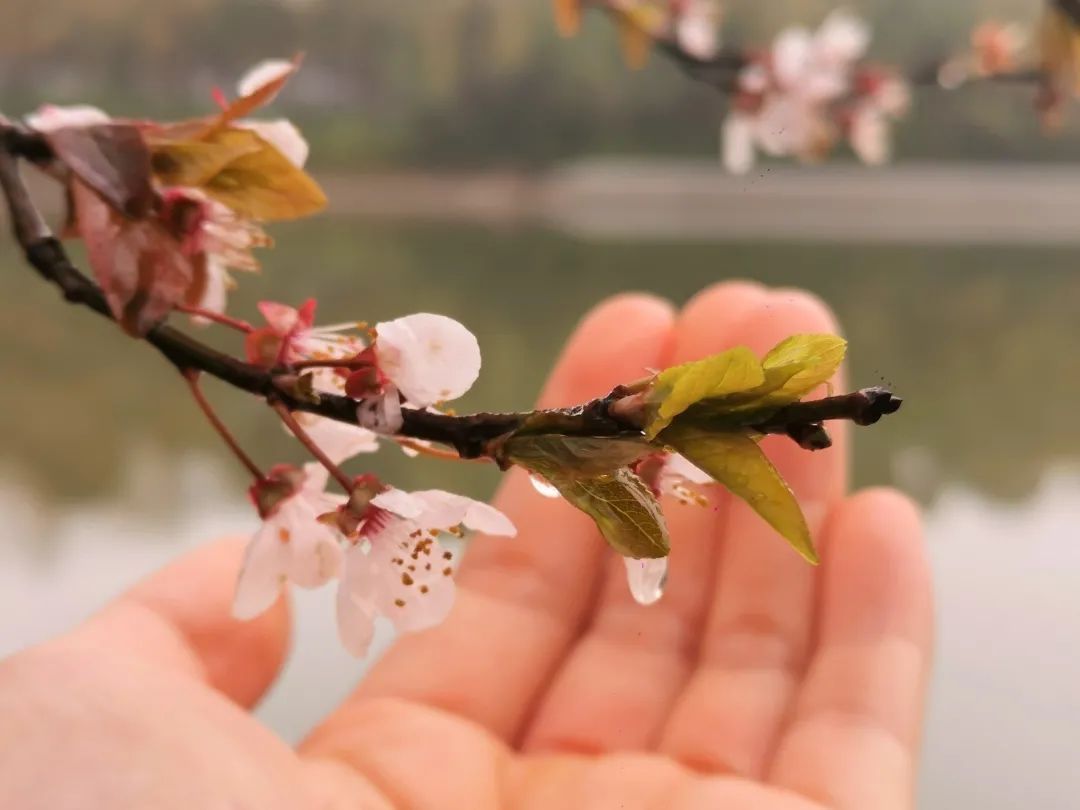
[43,124,154,219]
[71,179,194,335]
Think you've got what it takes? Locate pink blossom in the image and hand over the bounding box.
[245,299,366,392]
[721,11,872,174]
[159,187,269,320]
[373,313,482,407]
[233,463,346,620]
[846,70,911,166]
[335,487,515,656]
[671,0,721,59]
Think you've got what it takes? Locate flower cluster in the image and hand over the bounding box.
[235,306,514,656]
[721,11,909,174]
[563,3,1080,171]
[24,58,321,334]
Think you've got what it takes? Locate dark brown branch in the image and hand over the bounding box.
[0,134,900,464]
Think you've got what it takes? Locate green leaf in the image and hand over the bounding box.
[663,426,818,564]
[505,433,667,558]
[504,433,651,480]
[552,468,670,558]
[757,334,847,406]
[645,346,764,439]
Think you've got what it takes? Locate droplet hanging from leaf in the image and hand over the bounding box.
[624,556,668,606]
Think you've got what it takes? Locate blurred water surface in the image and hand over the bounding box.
[1,216,1078,808]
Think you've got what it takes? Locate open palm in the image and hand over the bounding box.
[0,282,932,810]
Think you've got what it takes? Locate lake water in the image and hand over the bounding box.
[1,216,1078,808]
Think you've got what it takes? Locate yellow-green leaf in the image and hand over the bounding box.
[505,433,651,480]
[645,346,764,439]
[203,136,326,220]
[148,127,326,221]
[149,129,263,188]
[663,426,818,564]
[758,334,847,406]
[559,469,670,558]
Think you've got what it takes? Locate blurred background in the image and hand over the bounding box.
[1,1,1079,808]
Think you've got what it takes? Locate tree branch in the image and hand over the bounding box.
[0,129,900,464]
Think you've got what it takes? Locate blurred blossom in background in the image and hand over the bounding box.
[1,1,1079,808]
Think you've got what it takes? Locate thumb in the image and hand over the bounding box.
[70,535,290,709]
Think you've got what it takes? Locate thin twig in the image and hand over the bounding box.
[272,400,355,491]
[184,370,264,480]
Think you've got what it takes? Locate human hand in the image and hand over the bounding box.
[0,282,932,810]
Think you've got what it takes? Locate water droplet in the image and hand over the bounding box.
[530,474,560,499]
[624,557,668,606]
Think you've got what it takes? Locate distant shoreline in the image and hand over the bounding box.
[13,160,1080,244]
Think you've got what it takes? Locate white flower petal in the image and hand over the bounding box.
[676,0,720,60]
[850,110,890,166]
[772,28,812,88]
[815,10,870,65]
[664,453,713,485]
[370,523,457,633]
[292,413,379,464]
[237,58,295,99]
[272,493,343,588]
[336,557,379,657]
[372,488,426,520]
[232,523,290,620]
[25,104,111,132]
[402,490,516,537]
[721,113,756,174]
[187,257,229,326]
[239,118,309,167]
[375,313,481,407]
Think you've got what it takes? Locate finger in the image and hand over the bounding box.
[769,489,932,810]
[306,293,677,749]
[71,535,290,708]
[522,281,771,753]
[659,289,847,776]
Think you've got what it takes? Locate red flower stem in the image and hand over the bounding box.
[272,400,354,491]
[183,370,264,480]
[175,304,254,333]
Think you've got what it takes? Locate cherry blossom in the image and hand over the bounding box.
[245,299,366,392]
[671,0,721,60]
[846,70,911,167]
[721,10,871,173]
[659,451,712,505]
[335,487,515,656]
[232,463,346,620]
[373,313,481,407]
[158,187,270,319]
